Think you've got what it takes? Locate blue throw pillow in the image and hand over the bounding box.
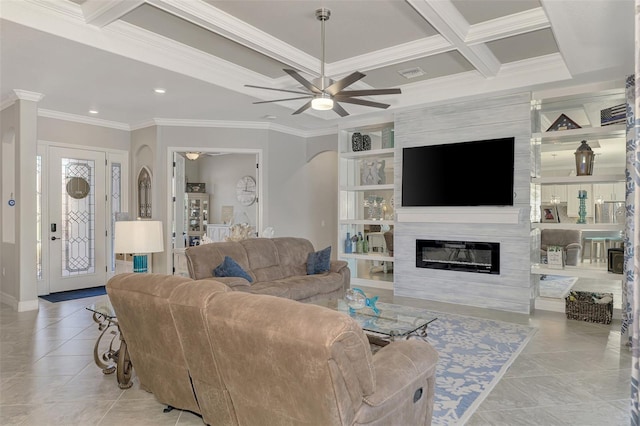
[307,246,331,275]
[214,256,253,283]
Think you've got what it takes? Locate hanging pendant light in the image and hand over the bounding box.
[574,140,594,176]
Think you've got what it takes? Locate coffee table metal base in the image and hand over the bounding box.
[87,302,133,389]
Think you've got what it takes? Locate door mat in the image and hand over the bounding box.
[39,286,106,303]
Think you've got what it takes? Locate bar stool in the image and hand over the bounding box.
[588,237,608,263]
[606,237,624,249]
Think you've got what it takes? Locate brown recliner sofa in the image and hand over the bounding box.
[185,237,349,302]
[106,273,439,426]
[106,273,234,422]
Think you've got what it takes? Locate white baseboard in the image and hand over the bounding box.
[0,291,39,312]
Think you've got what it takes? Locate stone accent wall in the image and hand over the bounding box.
[394,92,534,314]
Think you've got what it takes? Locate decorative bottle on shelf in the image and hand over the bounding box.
[363,233,369,253]
[577,190,588,224]
[356,232,363,254]
[344,232,352,254]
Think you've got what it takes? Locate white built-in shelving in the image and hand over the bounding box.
[531,84,627,280]
[338,123,395,289]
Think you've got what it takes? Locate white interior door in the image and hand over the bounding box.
[173,153,186,249]
[48,147,107,292]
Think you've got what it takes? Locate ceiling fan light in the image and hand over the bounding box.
[185,152,200,160]
[312,96,334,111]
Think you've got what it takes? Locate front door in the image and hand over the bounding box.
[48,147,107,292]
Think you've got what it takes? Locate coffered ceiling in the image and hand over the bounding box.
[0,0,634,134]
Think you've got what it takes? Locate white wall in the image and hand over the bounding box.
[153,126,339,273]
[198,153,257,226]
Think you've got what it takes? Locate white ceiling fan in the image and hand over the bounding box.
[245,8,401,117]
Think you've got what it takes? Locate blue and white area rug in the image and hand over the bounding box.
[398,307,537,425]
[539,275,578,299]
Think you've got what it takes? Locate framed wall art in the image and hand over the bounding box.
[186,182,206,193]
[540,204,560,223]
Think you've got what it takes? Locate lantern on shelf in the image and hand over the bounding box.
[574,140,595,176]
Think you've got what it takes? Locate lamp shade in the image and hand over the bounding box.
[114,220,164,254]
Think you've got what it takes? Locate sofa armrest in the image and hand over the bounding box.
[329,260,348,274]
[355,340,438,424]
[199,276,251,291]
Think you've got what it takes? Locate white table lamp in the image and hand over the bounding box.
[114,220,164,273]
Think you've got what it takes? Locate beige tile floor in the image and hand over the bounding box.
[0,288,632,426]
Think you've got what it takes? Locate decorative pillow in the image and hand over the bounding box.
[307,246,331,275]
[214,256,253,283]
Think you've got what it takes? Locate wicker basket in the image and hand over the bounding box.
[565,291,613,324]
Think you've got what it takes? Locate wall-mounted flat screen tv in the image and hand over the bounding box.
[402,137,515,207]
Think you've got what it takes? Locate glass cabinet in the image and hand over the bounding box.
[185,193,209,246]
[338,123,395,288]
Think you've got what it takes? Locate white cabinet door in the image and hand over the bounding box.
[541,184,568,203]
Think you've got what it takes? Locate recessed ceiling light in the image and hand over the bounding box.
[154,88,166,94]
[89,109,99,114]
[263,115,277,120]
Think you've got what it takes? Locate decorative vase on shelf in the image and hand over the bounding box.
[362,134,371,150]
[351,132,363,151]
[577,190,588,224]
[344,232,352,254]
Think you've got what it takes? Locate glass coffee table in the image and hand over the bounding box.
[315,299,438,347]
[85,300,133,389]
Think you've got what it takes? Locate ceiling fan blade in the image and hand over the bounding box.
[253,96,312,105]
[332,102,350,117]
[333,96,390,109]
[283,69,322,94]
[325,71,365,95]
[292,100,313,115]
[337,88,402,97]
[245,84,311,96]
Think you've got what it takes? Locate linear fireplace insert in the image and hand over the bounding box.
[416,239,500,274]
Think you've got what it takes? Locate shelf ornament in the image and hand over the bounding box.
[546,113,581,132]
[577,190,588,224]
[574,140,595,176]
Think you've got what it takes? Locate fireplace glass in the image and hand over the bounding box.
[416,239,500,274]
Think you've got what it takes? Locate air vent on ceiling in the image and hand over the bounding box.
[398,67,425,79]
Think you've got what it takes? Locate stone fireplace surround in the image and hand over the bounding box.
[392,92,534,314]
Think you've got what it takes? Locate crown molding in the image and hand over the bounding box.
[149,118,325,138]
[328,35,453,76]
[38,109,131,131]
[25,0,84,20]
[81,0,144,27]
[13,90,45,102]
[466,7,550,45]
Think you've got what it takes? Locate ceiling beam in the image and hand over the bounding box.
[146,0,321,77]
[81,0,145,27]
[407,0,501,78]
[465,7,550,45]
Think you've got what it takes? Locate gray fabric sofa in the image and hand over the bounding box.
[185,237,349,302]
[540,229,583,266]
[106,273,439,426]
